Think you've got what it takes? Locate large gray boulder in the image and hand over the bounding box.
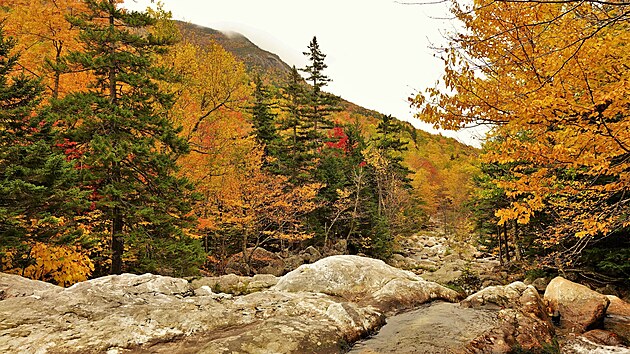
[274,255,460,313]
[0,255,458,353]
[544,276,610,332]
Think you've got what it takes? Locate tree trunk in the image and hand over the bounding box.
[497,224,504,266]
[111,206,123,274]
[514,220,522,261]
[503,223,511,263]
[52,42,62,100]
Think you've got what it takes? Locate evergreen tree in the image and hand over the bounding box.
[300,36,339,144]
[279,66,304,158]
[374,114,412,186]
[56,0,202,275]
[278,65,313,182]
[249,74,280,161]
[0,27,87,270]
[278,38,340,184]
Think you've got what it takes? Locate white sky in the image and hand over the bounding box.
[123,0,487,146]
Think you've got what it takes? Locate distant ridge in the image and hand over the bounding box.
[176,21,292,76]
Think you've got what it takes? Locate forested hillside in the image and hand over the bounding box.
[0,0,477,285]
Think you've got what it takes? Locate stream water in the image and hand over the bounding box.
[348,301,498,354]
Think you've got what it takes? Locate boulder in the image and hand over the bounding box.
[605,295,630,340]
[462,282,555,352]
[0,272,61,299]
[248,274,279,292]
[274,255,459,314]
[419,259,467,284]
[0,255,459,353]
[300,245,322,263]
[544,276,610,332]
[224,247,285,276]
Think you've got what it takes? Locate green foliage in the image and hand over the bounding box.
[299,36,340,136]
[128,235,205,277]
[373,114,412,186]
[56,0,201,275]
[249,73,280,159]
[580,235,630,283]
[0,26,89,267]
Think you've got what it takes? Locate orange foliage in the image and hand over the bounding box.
[2,0,93,98]
[414,0,630,242]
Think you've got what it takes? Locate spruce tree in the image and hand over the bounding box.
[0,27,87,268]
[278,38,340,184]
[278,65,314,182]
[56,0,201,275]
[250,74,280,160]
[300,36,339,144]
[374,114,412,186]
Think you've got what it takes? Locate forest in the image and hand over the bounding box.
[0,0,627,291]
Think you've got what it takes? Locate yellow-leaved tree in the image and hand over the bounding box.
[2,0,96,98]
[413,0,630,273]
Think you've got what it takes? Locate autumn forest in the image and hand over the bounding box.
[0,0,628,290]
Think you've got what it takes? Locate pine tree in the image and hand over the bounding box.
[278,65,314,183]
[0,27,88,273]
[300,36,339,144]
[249,74,280,160]
[278,38,340,184]
[56,0,202,275]
[374,114,412,186]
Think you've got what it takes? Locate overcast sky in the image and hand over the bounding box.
[123,0,487,146]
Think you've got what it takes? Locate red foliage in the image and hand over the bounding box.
[325,126,351,153]
[55,138,83,162]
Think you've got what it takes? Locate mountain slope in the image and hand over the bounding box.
[175,20,479,221]
[176,21,291,76]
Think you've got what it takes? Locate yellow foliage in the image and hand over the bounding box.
[2,242,94,287]
[2,0,93,98]
[415,0,630,241]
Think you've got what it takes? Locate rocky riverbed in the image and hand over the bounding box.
[0,255,459,353]
[1,234,629,353]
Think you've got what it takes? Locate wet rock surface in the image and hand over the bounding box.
[349,302,498,354]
